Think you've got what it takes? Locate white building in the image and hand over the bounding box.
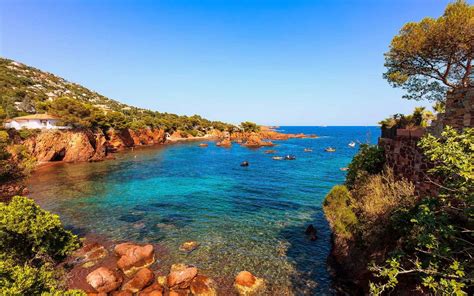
[4,114,70,130]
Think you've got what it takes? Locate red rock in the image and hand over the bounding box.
[111,291,133,296]
[122,267,154,293]
[234,271,264,295]
[167,263,198,289]
[216,138,232,147]
[138,282,164,296]
[179,241,200,253]
[190,275,217,296]
[169,289,190,296]
[115,243,155,276]
[235,271,256,287]
[86,267,122,293]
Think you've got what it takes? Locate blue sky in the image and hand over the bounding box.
[0,0,461,125]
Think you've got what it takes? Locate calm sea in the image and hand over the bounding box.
[27,126,380,295]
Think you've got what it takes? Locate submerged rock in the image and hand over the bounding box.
[72,242,108,267]
[167,263,198,289]
[305,224,318,241]
[122,267,155,293]
[115,243,155,276]
[234,271,264,295]
[179,241,200,253]
[86,267,122,293]
[190,275,217,296]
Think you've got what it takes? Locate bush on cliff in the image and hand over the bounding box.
[240,121,260,133]
[323,185,358,239]
[369,127,473,295]
[345,144,385,189]
[0,196,83,295]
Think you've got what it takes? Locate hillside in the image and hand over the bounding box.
[0,57,233,134]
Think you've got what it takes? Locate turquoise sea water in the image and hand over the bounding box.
[27,126,379,295]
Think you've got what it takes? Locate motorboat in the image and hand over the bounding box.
[348,141,356,148]
[304,148,313,152]
[325,147,336,152]
[284,155,296,160]
[340,167,349,171]
[240,161,249,167]
[272,156,283,160]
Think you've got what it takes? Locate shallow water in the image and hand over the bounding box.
[27,126,379,295]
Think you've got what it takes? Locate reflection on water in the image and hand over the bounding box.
[27,126,379,295]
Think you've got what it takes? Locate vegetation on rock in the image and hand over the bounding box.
[0,196,84,295]
[379,107,435,129]
[345,144,385,189]
[239,121,260,133]
[0,58,234,133]
[325,127,473,294]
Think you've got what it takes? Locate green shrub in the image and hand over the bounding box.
[0,196,82,295]
[345,144,385,188]
[240,121,260,133]
[323,185,358,239]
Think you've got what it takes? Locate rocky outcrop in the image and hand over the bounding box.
[107,128,166,152]
[23,130,107,162]
[190,275,217,296]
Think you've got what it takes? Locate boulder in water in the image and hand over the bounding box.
[167,263,198,289]
[234,271,264,295]
[122,267,155,293]
[305,224,318,241]
[86,267,122,293]
[179,241,200,253]
[190,275,217,296]
[115,243,155,276]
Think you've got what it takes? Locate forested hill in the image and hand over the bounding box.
[0,57,234,134]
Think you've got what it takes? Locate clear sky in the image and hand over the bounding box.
[0,0,461,125]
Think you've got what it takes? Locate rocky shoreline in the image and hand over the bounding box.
[66,238,266,296]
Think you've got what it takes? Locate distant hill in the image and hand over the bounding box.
[0,57,233,134]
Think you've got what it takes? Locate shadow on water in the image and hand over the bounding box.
[278,207,334,295]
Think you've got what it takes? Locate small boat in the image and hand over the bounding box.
[240,161,249,167]
[272,156,283,160]
[348,141,356,148]
[199,143,208,147]
[284,155,296,160]
[304,148,313,152]
[325,147,336,152]
[340,167,349,171]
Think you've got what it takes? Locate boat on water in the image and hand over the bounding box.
[325,147,336,152]
[348,141,356,148]
[272,156,283,160]
[284,155,296,160]
[199,143,208,147]
[340,167,349,171]
[304,148,313,152]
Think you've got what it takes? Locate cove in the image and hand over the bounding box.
[27,126,379,295]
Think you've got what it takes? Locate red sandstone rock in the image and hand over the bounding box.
[86,267,122,293]
[122,267,155,293]
[72,242,108,265]
[190,275,217,296]
[216,138,232,147]
[234,271,264,295]
[235,271,256,287]
[138,282,164,296]
[111,291,133,296]
[169,289,190,296]
[167,263,198,289]
[115,243,155,276]
[179,241,200,253]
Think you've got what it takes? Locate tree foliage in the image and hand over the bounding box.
[384,0,474,102]
[240,121,260,133]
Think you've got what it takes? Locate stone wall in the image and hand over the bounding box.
[379,87,473,196]
[443,88,474,129]
[379,134,438,196]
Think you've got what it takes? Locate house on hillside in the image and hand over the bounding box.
[4,114,70,130]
